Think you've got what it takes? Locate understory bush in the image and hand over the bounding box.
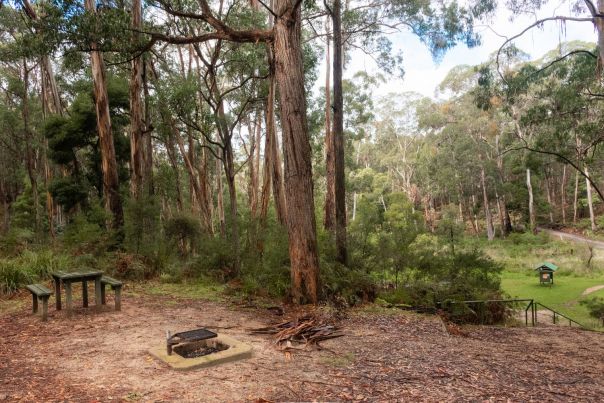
[0,249,72,295]
[581,297,604,326]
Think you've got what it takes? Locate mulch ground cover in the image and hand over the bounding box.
[1,288,603,402]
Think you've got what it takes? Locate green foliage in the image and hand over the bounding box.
[0,249,72,295]
[164,213,202,257]
[49,177,88,212]
[580,297,604,325]
[124,196,162,258]
[62,204,109,253]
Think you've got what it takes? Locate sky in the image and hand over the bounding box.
[341,1,597,99]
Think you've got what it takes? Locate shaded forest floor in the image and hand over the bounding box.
[1,284,603,402]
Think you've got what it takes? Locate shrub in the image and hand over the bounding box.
[580,297,604,326]
[0,259,34,295]
[164,213,201,257]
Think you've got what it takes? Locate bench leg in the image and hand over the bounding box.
[82,280,88,308]
[94,277,102,311]
[32,294,38,314]
[65,281,73,317]
[54,277,61,310]
[113,286,121,311]
[41,297,48,322]
[101,283,106,305]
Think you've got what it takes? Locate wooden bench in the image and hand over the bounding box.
[26,284,52,321]
[100,276,123,311]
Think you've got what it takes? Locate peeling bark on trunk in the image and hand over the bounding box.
[597,0,604,73]
[85,0,123,230]
[216,157,226,238]
[481,167,494,241]
[527,168,536,234]
[585,166,597,231]
[21,63,40,234]
[266,44,287,226]
[274,0,320,304]
[561,165,567,224]
[545,171,554,224]
[324,18,335,231]
[129,0,144,199]
[143,61,154,196]
[332,0,347,265]
[573,170,579,224]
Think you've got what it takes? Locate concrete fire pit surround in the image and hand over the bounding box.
[148,334,253,371]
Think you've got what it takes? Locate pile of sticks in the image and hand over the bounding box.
[251,314,344,349]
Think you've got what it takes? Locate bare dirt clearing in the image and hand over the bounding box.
[1,287,603,402]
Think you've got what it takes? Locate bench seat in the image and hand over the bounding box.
[25,283,53,321]
[100,276,123,311]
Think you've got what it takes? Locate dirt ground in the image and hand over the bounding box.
[1,285,603,402]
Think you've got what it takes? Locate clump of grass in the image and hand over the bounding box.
[0,249,73,295]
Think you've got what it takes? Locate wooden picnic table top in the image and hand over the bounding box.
[51,270,103,281]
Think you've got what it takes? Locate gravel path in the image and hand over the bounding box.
[582,284,604,296]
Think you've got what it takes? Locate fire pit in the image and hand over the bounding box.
[149,328,252,371]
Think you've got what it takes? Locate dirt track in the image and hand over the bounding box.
[1,288,603,402]
[538,227,604,250]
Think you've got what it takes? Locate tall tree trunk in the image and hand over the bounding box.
[597,0,604,72]
[471,193,480,234]
[216,157,226,238]
[165,131,184,212]
[585,166,597,231]
[21,63,40,234]
[223,143,241,274]
[259,108,273,225]
[265,44,287,226]
[248,113,261,219]
[324,17,335,231]
[274,0,320,304]
[85,0,123,230]
[481,167,495,241]
[171,117,213,233]
[332,0,347,265]
[142,60,154,195]
[129,0,144,199]
[194,141,213,234]
[573,170,579,224]
[527,168,536,234]
[502,195,512,234]
[561,164,567,224]
[495,190,504,236]
[545,170,554,224]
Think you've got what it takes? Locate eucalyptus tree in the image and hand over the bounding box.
[479,42,604,229]
[321,0,497,265]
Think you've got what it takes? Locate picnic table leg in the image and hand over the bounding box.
[101,284,106,305]
[114,286,121,311]
[94,277,102,311]
[65,281,73,317]
[41,297,48,321]
[82,280,88,308]
[54,277,62,310]
[32,294,38,314]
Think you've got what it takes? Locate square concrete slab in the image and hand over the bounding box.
[149,334,253,370]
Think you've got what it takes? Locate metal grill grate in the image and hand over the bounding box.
[166,328,217,355]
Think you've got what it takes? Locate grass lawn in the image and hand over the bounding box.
[501,270,604,329]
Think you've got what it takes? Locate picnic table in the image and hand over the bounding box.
[52,270,103,316]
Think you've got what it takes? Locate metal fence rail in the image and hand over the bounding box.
[438,299,590,330]
[534,302,588,329]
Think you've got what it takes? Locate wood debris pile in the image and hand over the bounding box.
[251,314,344,350]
